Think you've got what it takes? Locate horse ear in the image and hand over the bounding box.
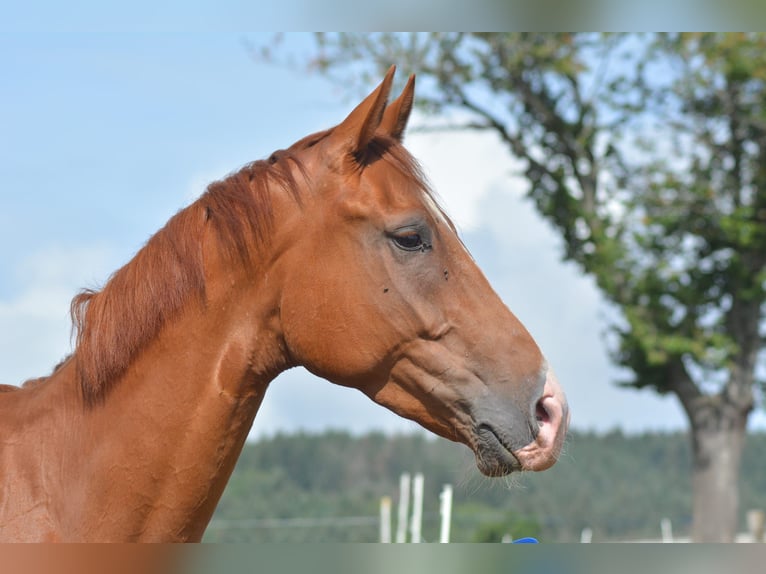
[379,74,415,142]
[331,65,396,156]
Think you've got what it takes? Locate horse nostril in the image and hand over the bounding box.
[535,399,550,424]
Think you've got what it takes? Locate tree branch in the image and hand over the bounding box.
[449,88,555,194]
[667,357,703,420]
[506,71,600,220]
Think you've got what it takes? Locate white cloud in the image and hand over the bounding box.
[407,124,522,231]
[0,245,114,385]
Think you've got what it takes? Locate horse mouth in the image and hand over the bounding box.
[474,424,526,477]
[469,369,569,476]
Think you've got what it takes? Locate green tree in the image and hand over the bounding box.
[275,33,766,542]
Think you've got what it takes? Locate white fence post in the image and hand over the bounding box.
[661,518,673,543]
[439,484,453,543]
[747,509,765,542]
[395,473,410,543]
[410,473,424,543]
[379,496,392,543]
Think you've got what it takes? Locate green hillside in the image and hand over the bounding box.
[204,429,766,542]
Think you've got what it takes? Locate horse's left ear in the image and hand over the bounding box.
[330,65,396,157]
[379,74,415,142]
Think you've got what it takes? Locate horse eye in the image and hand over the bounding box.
[393,231,424,251]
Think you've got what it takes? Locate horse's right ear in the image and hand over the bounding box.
[379,74,415,142]
[330,65,396,159]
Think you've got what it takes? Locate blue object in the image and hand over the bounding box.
[512,537,539,544]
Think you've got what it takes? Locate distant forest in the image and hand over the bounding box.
[204,429,766,542]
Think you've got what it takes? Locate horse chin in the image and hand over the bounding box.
[473,425,525,476]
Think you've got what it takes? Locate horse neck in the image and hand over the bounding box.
[59,216,290,541]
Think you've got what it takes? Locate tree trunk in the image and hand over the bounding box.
[688,405,748,542]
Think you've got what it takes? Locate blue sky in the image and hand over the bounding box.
[4,32,760,437]
[1,34,330,271]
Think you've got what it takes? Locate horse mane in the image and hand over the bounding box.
[69,131,435,406]
[71,149,305,405]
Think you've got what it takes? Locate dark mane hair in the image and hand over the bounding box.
[69,132,436,405]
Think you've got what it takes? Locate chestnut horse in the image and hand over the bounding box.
[0,67,568,542]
